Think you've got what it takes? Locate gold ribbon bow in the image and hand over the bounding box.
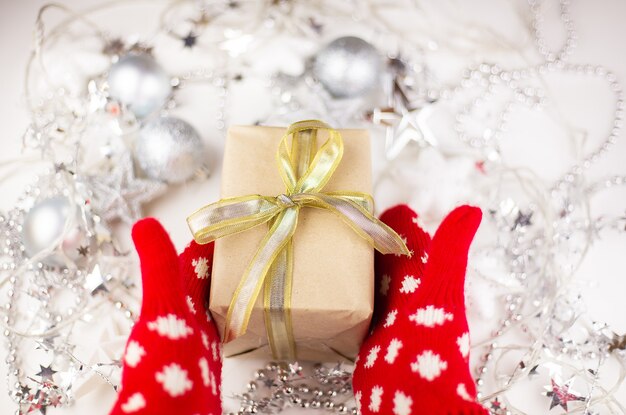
[187,120,409,360]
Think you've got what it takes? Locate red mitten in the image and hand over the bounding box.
[109,218,222,415]
[353,205,487,415]
[178,234,223,399]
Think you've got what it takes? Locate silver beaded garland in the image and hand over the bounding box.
[312,36,382,98]
[134,116,207,183]
[107,54,172,118]
[1,174,137,414]
[229,362,360,415]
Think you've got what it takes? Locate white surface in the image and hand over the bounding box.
[1,0,625,414]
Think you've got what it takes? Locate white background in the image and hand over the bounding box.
[1,0,626,414]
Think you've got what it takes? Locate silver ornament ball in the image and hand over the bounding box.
[312,36,382,98]
[107,54,172,118]
[134,116,206,183]
[21,196,94,267]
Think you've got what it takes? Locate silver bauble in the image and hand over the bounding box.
[107,54,172,118]
[134,116,206,183]
[312,36,382,98]
[21,196,95,267]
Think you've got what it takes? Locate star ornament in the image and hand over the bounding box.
[368,78,438,160]
[544,378,587,411]
[85,153,165,225]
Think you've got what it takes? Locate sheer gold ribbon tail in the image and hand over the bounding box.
[187,120,409,360]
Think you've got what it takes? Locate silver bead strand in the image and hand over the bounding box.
[529,0,576,63]
[551,63,624,191]
[474,295,523,401]
[231,362,360,414]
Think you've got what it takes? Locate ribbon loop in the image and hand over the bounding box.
[188,120,409,360]
[187,195,281,244]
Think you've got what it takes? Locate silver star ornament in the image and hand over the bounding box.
[368,76,438,160]
[84,152,165,224]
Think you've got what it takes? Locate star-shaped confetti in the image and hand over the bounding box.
[18,384,31,398]
[84,264,109,296]
[512,210,533,230]
[367,76,438,160]
[182,32,198,48]
[85,152,165,225]
[76,245,90,257]
[35,365,57,382]
[54,162,74,174]
[545,377,586,411]
[102,38,125,56]
[489,398,507,414]
[35,334,59,352]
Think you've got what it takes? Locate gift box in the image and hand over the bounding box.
[187,121,408,361]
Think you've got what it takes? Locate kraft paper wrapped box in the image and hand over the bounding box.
[208,124,375,361]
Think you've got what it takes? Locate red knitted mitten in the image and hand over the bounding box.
[179,232,223,399]
[353,205,487,415]
[109,218,222,415]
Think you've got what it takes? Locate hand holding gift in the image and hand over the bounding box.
[109,122,486,415]
[110,204,486,415]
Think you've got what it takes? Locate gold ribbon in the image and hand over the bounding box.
[187,120,409,360]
